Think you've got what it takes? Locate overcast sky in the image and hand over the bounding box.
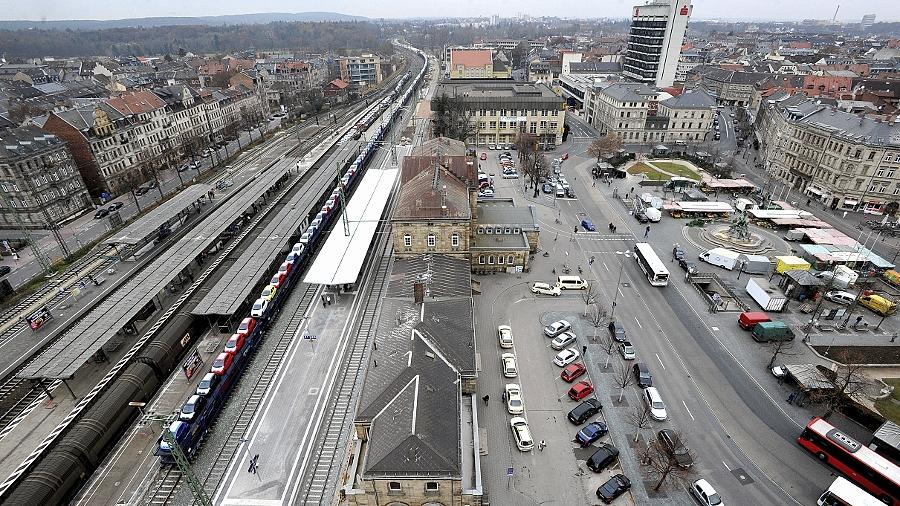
[7,0,898,22]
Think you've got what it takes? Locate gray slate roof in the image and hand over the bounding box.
[0,125,63,160]
[601,82,658,103]
[661,89,716,109]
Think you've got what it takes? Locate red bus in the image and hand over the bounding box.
[798,417,900,505]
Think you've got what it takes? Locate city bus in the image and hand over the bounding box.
[633,243,669,287]
[798,417,900,505]
[818,477,885,506]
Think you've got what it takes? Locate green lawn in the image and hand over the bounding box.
[626,162,670,181]
[875,378,900,424]
[650,161,701,180]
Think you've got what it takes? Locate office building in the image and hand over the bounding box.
[622,0,692,88]
[339,54,383,88]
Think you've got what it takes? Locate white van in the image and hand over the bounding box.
[556,275,587,290]
[555,184,565,197]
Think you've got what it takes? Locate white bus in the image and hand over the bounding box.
[818,477,884,506]
[633,243,669,286]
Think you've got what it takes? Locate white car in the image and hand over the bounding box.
[553,348,580,367]
[501,353,518,378]
[690,479,723,505]
[509,416,534,451]
[502,171,519,179]
[643,387,668,421]
[771,364,788,379]
[824,290,856,305]
[531,282,561,296]
[250,298,269,318]
[479,188,495,198]
[498,325,514,349]
[619,340,635,360]
[505,384,524,414]
[551,331,577,350]
[544,319,571,337]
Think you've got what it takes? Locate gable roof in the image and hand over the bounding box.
[328,78,349,89]
[392,156,472,221]
[106,90,166,117]
[661,89,716,109]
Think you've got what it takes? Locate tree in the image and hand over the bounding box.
[588,134,623,164]
[767,338,797,370]
[627,405,653,442]
[811,354,869,420]
[588,304,608,341]
[639,431,697,492]
[580,281,598,316]
[614,361,635,402]
[599,331,615,368]
[431,94,476,142]
[209,69,239,89]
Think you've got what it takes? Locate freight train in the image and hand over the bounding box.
[1,45,426,505]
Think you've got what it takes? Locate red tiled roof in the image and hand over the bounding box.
[451,49,492,69]
[106,90,166,116]
[328,78,349,89]
[401,155,474,185]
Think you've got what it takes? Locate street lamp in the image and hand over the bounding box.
[610,250,631,318]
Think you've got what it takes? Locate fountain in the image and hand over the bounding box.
[696,212,772,253]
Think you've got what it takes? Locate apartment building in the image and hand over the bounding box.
[757,94,900,214]
[687,65,772,107]
[658,89,717,143]
[585,82,661,143]
[0,125,91,228]
[433,81,565,149]
[339,54,383,88]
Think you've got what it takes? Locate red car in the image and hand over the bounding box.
[224,333,245,355]
[561,152,569,160]
[237,317,255,337]
[270,272,286,288]
[568,380,594,401]
[561,362,587,383]
[211,352,233,375]
[480,152,487,160]
[278,261,292,277]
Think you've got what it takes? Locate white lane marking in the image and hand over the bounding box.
[655,353,666,370]
[682,400,695,421]
[723,460,731,471]
[634,317,643,329]
[603,262,609,272]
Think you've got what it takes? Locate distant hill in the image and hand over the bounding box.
[0,12,367,31]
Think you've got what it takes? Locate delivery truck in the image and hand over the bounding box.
[751,321,795,342]
[699,248,741,270]
[738,254,772,275]
[815,265,859,289]
[746,277,788,312]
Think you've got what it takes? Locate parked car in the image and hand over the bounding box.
[531,282,561,296]
[500,353,518,378]
[553,348,580,367]
[608,321,627,342]
[179,395,205,421]
[498,325,514,348]
[561,362,586,383]
[0,266,10,277]
[224,333,245,355]
[568,380,594,401]
[824,290,856,305]
[94,208,110,219]
[211,352,233,375]
[643,387,668,420]
[657,429,694,468]
[575,421,609,446]
[634,211,649,223]
[478,188,495,198]
[505,384,524,414]
[568,398,603,424]
[542,183,554,194]
[771,364,788,379]
[544,319,572,337]
[690,479,723,506]
[509,417,534,451]
[619,341,636,360]
[196,372,218,396]
[632,363,653,388]
[596,474,631,504]
[502,171,519,179]
[581,218,596,231]
[108,201,124,211]
[551,331,577,350]
[250,298,269,318]
[587,443,620,472]
[236,317,255,337]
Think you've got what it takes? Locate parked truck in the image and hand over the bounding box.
[738,254,772,275]
[746,277,788,312]
[699,248,741,270]
[751,321,795,342]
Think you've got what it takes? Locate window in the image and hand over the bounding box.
[479,255,486,264]
[425,482,439,493]
[388,481,402,493]
[477,226,484,234]
[514,227,520,234]
[498,255,505,264]
[505,227,511,234]
[451,234,459,247]
[488,255,495,264]
[507,255,514,264]
[427,235,436,248]
[495,227,502,234]
[403,234,411,247]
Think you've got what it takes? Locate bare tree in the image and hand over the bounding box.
[639,432,697,492]
[588,134,623,163]
[767,338,797,370]
[614,361,635,402]
[580,281,598,316]
[811,354,869,419]
[627,405,653,442]
[599,331,615,368]
[588,304,608,341]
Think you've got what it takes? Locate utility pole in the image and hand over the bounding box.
[144,413,211,506]
[610,250,630,318]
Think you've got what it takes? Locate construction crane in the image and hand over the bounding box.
[832,4,840,23]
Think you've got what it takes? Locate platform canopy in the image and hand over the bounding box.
[304,167,398,285]
[106,184,212,246]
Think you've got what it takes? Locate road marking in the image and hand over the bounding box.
[603,262,609,272]
[682,400,695,421]
[655,353,665,370]
[634,317,643,329]
[723,460,731,471]
[711,326,719,331]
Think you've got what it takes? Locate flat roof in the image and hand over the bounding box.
[105,184,212,245]
[748,209,814,220]
[303,167,399,285]
[667,201,734,213]
[19,163,292,379]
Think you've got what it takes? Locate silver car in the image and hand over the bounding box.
[551,331,577,350]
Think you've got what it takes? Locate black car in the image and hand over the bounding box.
[94,208,110,219]
[108,202,124,211]
[678,257,699,275]
[568,398,603,425]
[672,245,685,261]
[575,421,608,446]
[657,429,694,468]
[608,321,626,342]
[632,363,652,388]
[587,443,620,472]
[596,473,631,503]
[0,265,10,277]
[634,211,649,223]
[134,187,149,196]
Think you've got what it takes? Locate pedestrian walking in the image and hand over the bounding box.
[589,256,594,266]
[644,225,650,238]
[582,345,587,355]
[501,390,507,402]
[321,295,326,308]
[842,211,848,219]
[248,454,260,474]
[787,392,796,405]
[482,394,489,405]
[538,440,546,451]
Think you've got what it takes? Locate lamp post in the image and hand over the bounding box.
[610,250,631,319]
